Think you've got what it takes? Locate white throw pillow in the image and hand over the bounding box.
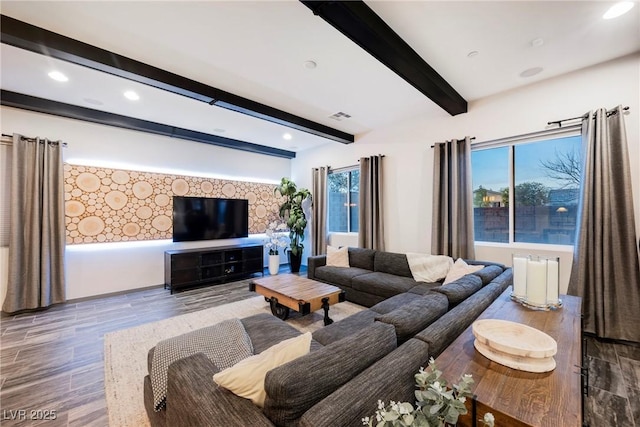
[326,245,350,267]
[213,332,312,407]
[443,258,485,285]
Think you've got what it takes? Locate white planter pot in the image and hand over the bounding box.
[268,254,280,275]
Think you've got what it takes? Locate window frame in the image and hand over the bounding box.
[471,125,582,248]
[327,165,359,234]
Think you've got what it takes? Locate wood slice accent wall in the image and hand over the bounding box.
[63,164,283,244]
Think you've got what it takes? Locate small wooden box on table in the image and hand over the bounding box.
[250,275,345,326]
[436,288,582,427]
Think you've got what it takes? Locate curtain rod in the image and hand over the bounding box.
[547,106,630,128]
[1,133,68,147]
[430,137,476,148]
[357,154,385,162]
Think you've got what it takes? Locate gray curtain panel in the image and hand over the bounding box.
[568,106,640,343]
[311,166,328,256]
[3,134,66,313]
[358,155,385,250]
[431,137,475,259]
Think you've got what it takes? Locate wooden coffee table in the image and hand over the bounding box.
[249,275,345,326]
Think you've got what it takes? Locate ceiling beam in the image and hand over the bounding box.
[0,14,354,144]
[1,90,296,159]
[300,1,467,116]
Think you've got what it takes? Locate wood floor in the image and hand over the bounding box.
[1,272,639,427]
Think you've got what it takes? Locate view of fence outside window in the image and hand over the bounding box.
[471,135,582,245]
[328,168,359,233]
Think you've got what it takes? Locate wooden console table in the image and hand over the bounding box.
[435,288,582,427]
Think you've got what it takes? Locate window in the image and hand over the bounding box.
[328,168,359,233]
[471,129,582,245]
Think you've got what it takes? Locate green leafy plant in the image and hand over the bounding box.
[274,177,312,257]
[362,358,494,427]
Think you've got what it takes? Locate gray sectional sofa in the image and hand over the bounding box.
[143,248,513,427]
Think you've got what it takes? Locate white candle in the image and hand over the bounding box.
[526,259,547,306]
[546,258,559,304]
[512,255,528,298]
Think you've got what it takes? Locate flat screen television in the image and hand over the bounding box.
[172,196,249,242]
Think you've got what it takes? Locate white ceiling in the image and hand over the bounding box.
[1,1,639,154]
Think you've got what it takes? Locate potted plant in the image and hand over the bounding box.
[362,358,495,427]
[274,177,312,273]
[265,222,288,275]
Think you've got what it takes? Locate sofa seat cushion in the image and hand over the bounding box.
[348,247,376,270]
[313,266,371,288]
[263,322,396,426]
[374,292,449,343]
[241,313,304,354]
[472,265,505,285]
[374,251,413,278]
[407,282,442,296]
[351,272,417,299]
[369,292,422,314]
[312,310,378,346]
[432,274,483,307]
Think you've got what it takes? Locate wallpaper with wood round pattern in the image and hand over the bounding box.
[63,164,283,244]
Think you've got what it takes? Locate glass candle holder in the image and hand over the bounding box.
[512,254,562,311]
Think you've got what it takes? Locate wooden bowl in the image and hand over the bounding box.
[472,319,557,358]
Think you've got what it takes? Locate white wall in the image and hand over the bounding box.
[0,106,291,300]
[292,54,640,295]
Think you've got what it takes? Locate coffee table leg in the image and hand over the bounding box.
[322,297,333,326]
[269,297,290,321]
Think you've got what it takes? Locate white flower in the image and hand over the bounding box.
[483,412,495,427]
[431,381,442,392]
[459,396,466,403]
[377,400,385,410]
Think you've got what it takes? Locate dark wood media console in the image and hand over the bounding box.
[164,244,263,293]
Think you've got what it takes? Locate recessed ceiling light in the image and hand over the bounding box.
[520,67,543,78]
[283,133,292,140]
[48,71,68,82]
[530,38,544,48]
[213,128,226,133]
[304,60,317,69]
[603,1,634,19]
[467,51,479,58]
[123,90,140,101]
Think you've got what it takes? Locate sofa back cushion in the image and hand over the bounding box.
[263,322,396,426]
[374,292,448,343]
[431,274,482,307]
[472,265,505,285]
[374,251,413,278]
[348,247,376,271]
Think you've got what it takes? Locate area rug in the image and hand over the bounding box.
[104,296,364,427]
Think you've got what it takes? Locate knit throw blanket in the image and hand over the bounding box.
[150,318,253,411]
[405,253,453,283]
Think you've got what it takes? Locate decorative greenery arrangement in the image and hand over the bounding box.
[265,222,288,255]
[362,358,494,427]
[274,177,312,257]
